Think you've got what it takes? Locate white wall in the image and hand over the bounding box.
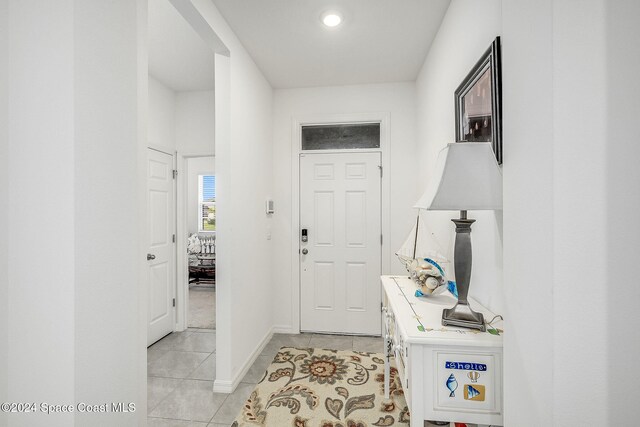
[5,1,144,425]
[176,90,215,154]
[501,0,553,423]
[74,1,142,424]
[415,0,504,313]
[551,2,608,424]
[189,0,274,391]
[148,76,215,156]
[148,75,176,152]
[271,82,417,332]
[503,0,640,424]
[606,2,640,423]
[7,1,76,425]
[0,1,8,425]
[187,156,215,235]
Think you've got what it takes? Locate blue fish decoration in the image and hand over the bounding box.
[467,385,481,399]
[446,374,458,397]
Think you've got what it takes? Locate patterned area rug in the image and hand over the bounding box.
[232,347,409,427]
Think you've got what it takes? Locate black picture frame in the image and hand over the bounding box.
[455,36,502,164]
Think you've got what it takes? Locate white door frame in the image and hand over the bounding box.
[175,151,215,332]
[290,112,391,334]
[146,145,177,342]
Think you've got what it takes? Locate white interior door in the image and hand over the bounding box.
[300,152,382,335]
[147,148,175,346]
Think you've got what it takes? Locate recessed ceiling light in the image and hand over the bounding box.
[322,12,342,27]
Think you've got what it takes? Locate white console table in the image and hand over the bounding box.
[381,275,504,426]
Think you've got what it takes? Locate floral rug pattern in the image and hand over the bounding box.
[232,347,409,427]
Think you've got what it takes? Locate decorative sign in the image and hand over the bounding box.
[464,384,486,401]
[436,353,496,413]
[445,361,487,371]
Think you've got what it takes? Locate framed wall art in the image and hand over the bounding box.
[455,36,502,164]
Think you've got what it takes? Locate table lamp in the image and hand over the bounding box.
[414,142,502,331]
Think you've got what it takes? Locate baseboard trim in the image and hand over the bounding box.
[272,324,298,334]
[212,378,234,393]
[213,326,274,394]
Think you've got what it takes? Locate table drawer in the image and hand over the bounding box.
[383,294,409,394]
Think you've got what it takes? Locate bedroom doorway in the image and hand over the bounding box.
[177,154,216,331]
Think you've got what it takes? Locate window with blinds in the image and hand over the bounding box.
[199,175,216,232]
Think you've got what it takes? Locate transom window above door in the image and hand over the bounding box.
[301,123,380,150]
[199,175,216,232]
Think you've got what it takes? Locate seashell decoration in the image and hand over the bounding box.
[446,374,458,397]
[467,371,480,383]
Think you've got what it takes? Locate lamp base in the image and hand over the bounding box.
[442,302,486,332]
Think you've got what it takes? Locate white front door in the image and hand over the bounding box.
[147,148,175,346]
[300,152,382,335]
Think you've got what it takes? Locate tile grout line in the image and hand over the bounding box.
[208,393,230,425]
[186,350,216,379]
[147,377,185,416]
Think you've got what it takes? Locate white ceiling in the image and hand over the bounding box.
[148,0,215,91]
[211,0,451,89]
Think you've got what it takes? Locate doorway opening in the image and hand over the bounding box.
[147,0,218,341]
[184,155,216,330]
[299,150,382,335]
[290,114,392,336]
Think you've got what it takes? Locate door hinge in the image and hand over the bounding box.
[378,165,383,177]
[172,234,176,243]
[380,234,383,245]
[172,298,176,307]
[172,169,178,179]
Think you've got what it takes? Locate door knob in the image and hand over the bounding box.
[301,248,308,255]
[147,253,156,260]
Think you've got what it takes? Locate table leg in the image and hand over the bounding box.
[384,334,391,399]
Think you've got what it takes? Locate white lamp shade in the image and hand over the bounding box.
[414,142,502,211]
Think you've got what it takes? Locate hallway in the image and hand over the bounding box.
[147,331,383,425]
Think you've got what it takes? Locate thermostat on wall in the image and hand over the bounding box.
[266,199,275,214]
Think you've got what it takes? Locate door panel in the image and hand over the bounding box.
[300,152,381,335]
[147,148,175,346]
[314,262,335,310]
[150,263,169,322]
[346,262,367,311]
[345,191,366,246]
[315,191,335,245]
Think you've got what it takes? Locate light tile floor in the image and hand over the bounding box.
[148,331,448,426]
[188,286,215,329]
